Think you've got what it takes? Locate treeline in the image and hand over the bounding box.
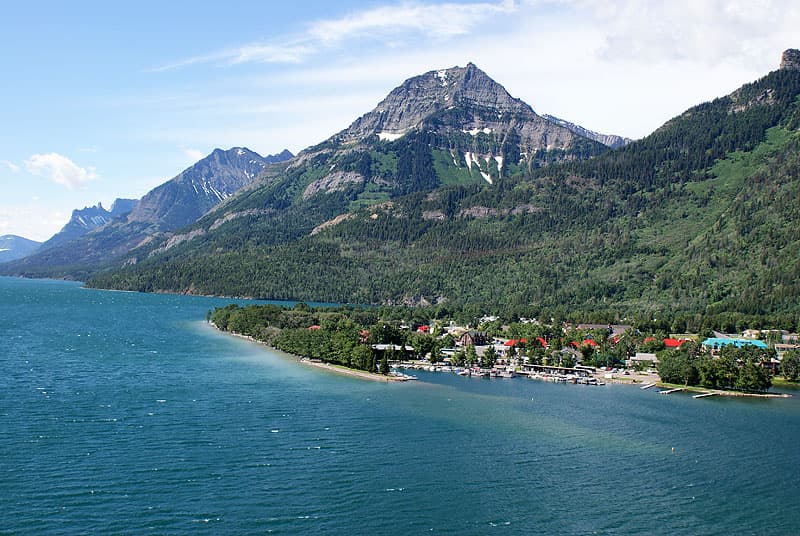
[657,343,775,392]
[211,303,433,373]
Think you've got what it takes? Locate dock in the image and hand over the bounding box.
[640,382,656,390]
[659,388,683,395]
[693,392,716,399]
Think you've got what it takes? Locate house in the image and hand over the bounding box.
[628,352,658,367]
[559,347,583,363]
[458,330,488,347]
[701,338,768,349]
[577,324,632,338]
[664,338,690,348]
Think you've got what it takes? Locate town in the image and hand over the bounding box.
[210,304,800,395]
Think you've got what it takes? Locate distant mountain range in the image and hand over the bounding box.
[40,199,138,251]
[1,147,292,277]
[0,235,41,263]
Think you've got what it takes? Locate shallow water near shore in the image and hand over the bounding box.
[2,276,799,535]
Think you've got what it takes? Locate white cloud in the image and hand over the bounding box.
[24,153,98,189]
[307,1,517,43]
[183,148,205,161]
[563,0,794,70]
[154,1,517,70]
[0,160,20,173]
[0,205,69,241]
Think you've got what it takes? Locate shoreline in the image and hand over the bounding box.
[209,323,408,382]
[209,323,794,394]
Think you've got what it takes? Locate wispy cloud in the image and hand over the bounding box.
[153,1,517,71]
[0,160,20,173]
[307,0,517,43]
[24,153,98,189]
[182,147,205,161]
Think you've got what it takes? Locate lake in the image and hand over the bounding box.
[1,276,799,535]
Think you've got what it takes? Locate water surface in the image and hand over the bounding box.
[2,277,798,535]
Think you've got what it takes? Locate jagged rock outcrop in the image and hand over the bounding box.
[543,115,632,148]
[38,199,138,251]
[780,49,800,71]
[128,147,287,231]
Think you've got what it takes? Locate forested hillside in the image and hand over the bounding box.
[87,58,800,326]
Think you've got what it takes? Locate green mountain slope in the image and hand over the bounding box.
[88,53,800,321]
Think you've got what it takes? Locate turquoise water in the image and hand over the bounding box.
[2,276,799,535]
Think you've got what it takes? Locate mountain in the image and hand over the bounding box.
[543,115,632,148]
[39,199,138,251]
[75,63,608,272]
[0,147,292,278]
[126,147,290,231]
[0,235,41,263]
[86,50,800,325]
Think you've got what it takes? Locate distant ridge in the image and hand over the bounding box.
[543,115,632,148]
[40,199,138,251]
[0,147,293,277]
[0,235,41,263]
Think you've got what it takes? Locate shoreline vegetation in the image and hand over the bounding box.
[208,303,797,398]
[210,322,408,382]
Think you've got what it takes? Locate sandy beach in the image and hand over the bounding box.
[298,358,409,382]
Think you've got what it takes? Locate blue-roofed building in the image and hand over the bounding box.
[702,337,769,349]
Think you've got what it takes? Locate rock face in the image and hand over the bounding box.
[543,115,632,148]
[109,198,139,218]
[780,49,800,71]
[39,199,138,250]
[302,171,364,200]
[128,147,290,231]
[335,63,597,155]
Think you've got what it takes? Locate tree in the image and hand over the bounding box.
[482,346,497,369]
[658,351,699,385]
[465,344,478,366]
[782,350,800,382]
[379,355,390,375]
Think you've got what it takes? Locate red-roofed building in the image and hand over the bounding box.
[664,338,689,348]
[582,339,599,347]
[308,325,321,330]
[535,337,549,349]
[416,325,430,333]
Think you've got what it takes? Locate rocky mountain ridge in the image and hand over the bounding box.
[1,147,292,275]
[542,115,632,148]
[38,199,139,252]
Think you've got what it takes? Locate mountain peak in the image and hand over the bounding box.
[780,48,800,71]
[338,63,537,143]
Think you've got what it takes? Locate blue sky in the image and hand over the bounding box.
[1,0,796,241]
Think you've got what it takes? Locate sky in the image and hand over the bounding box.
[1,0,797,241]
